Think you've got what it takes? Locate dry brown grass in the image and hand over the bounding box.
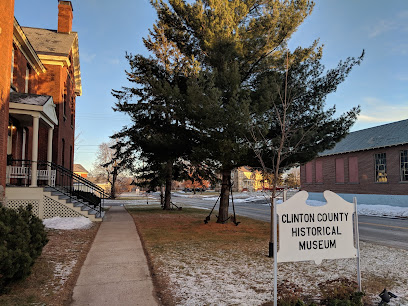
[128,206,407,305]
[129,206,270,305]
[0,223,100,306]
[129,206,269,244]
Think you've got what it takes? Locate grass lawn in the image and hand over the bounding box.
[128,205,408,305]
[0,223,100,306]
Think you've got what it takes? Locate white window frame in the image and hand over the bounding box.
[401,150,408,181]
[375,153,387,183]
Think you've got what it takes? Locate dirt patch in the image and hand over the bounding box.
[0,223,100,306]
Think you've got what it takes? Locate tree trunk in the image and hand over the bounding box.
[217,169,231,223]
[163,161,172,210]
[111,168,117,199]
[160,185,164,207]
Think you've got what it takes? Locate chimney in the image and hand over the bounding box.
[58,1,73,33]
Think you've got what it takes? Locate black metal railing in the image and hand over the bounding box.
[6,160,106,216]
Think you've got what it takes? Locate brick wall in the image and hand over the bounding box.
[0,0,15,197]
[58,1,73,34]
[12,46,27,92]
[10,50,76,172]
[36,61,76,170]
[301,144,408,195]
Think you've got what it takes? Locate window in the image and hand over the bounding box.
[375,153,387,182]
[315,160,323,183]
[63,93,67,119]
[25,65,30,93]
[305,162,313,183]
[62,139,65,167]
[11,48,15,82]
[335,158,344,183]
[401,150,408,181]
[348,157,359,183]
[70,97,74,127]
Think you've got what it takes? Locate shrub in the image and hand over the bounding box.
[276,281,317,306]
[318,278,365,306]
[0,205,48,293]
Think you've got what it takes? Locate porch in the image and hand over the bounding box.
[5,160,106,221]
[7,92,57,188]
[5,92,105,221]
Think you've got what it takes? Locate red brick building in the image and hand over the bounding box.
[0,0,15,202]
[74,164,89,178]
[301,119,408,202]
[3,1,81,185]
[0,2,102,221]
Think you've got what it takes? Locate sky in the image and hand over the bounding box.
[13,0,408,171]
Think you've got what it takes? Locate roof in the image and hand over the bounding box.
[74,164,89,173]
[320,119,408,156]
[13,18,46,74]
[21,27,77,56]
[21,27,82,96]
[10,92,52,106]
[237,166,252,172]
[9,92,58,127]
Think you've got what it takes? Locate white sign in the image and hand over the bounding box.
[276,190,357,264]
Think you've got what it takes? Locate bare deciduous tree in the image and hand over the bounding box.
[91,140,127,199]
[248,49,363,256]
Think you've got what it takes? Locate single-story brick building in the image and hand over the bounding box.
[300,119,408,204]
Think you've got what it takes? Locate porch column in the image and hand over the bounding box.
[30,115,39,187]
[47,127,53,164]
[47,127,53,185]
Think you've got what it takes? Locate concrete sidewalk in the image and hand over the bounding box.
[71,206,159,306]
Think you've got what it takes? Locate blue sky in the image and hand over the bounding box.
[14,0,408,171]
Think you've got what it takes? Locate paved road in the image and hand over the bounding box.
[169,195,408,251]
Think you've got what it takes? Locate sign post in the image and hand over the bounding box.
[273,190,361,302]
[273,197,278,306]
[354,197,362,291]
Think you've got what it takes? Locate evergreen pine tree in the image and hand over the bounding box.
[112,24,200,209]
[152,0,318,222]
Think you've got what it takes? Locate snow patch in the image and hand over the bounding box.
[156,241,408,305]
[53,259,77,291]
[43,216,93,230]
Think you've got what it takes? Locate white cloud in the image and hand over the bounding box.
[397,10,408,19]
[369,20,395,38]
[357,97,408,124]
[369,10,408,38]
[357,115,389,123]
[396,75,408,81]
[363,97,383,106]
[391,43,408,55]
[109,58,120,65]
[81,52,97,63]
